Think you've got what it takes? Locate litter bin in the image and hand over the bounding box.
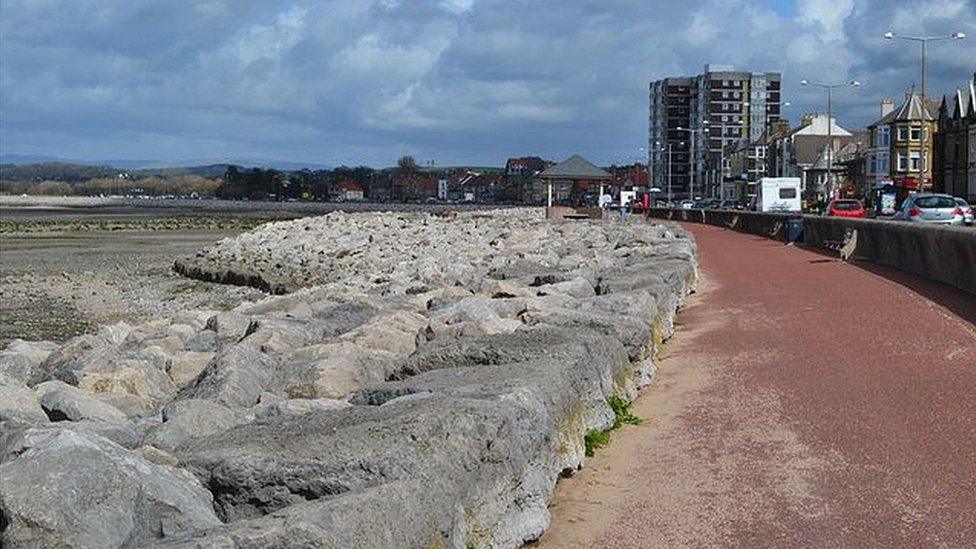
[786,214,804,243]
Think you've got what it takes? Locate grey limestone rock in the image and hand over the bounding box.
[0,377,49,427]
[144,398,243,450]
[34,380,127,422]
[0,428,220,548]
[0,339,58,384]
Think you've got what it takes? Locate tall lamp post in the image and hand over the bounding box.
[800,79,860,201]
[702,119,734,199]
[759,101,789,184]
[676,126,707,200]
[665,143,680,206]
[884,30,965,192]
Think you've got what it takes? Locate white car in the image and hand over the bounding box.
[954,197,973,225]
[893,194,967,225]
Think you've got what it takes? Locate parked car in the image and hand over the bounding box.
[954,197,974,225]
[825,199,866,218]
[691,198,721,210]
[893,193,968,225]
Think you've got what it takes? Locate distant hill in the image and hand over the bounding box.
[0,159,335,182]
[0,154,82,165]
[0,162,122,182]
[132,164,236,178]
[0,154,332,175]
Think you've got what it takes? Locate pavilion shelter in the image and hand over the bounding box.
[536,154,612,207]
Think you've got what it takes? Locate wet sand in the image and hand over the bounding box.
[0,228,264,346]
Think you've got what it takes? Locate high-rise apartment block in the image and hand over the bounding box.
[649,64,781,199]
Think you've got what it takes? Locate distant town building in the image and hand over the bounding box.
[336,181,364,201]
[390,173,439,201]
[504,156,550,203]
[885,92,938,192]
[609,163,648,191]
[649,64,782,199]
[444,170,502,202]
[935,72,976,202]
[768,113,856,202]
[865,99,896,188]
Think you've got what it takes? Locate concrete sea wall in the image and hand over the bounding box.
[648,208,975,295]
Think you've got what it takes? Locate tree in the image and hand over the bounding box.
[397,156,418,173]
[34,180,73,195]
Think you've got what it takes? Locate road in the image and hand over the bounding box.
[537,222,976,548]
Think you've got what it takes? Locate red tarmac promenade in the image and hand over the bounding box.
[539,222,976,548]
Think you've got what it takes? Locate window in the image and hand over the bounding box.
[875,127,890,147]
[897,153,908,171]
[910,127,921,141]
[915,196,956,208]
[779,187,797,199]
[897,126,909,141]
[909,150,923,171]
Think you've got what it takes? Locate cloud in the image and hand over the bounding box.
[1,0,974,167]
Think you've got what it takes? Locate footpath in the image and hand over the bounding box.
[538,222,976,548]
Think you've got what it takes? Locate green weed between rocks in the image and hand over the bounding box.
[583,395,643,457]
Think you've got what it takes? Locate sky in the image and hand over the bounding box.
[1,0,975,168]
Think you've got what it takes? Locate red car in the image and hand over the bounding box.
[825,199,866,218]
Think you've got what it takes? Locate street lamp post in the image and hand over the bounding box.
[666,143,679,206]
[800,79,860,201]
[884,30,965,192]
[705,120,730,200]
[676,126,707,200]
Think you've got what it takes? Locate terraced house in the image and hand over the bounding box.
[935,72,976,202]
[866,91,941,196]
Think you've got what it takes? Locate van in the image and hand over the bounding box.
[756,178,802,212]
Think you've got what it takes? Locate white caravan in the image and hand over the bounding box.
[756,178,802,213]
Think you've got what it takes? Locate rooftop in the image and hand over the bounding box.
[538,154,611,180]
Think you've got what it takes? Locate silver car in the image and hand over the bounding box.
[893,194,967,225]
[954,197,974,225]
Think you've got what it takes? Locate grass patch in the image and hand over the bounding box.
[583,395,643,457]
[607,395,643,429]
[584,429,612,457]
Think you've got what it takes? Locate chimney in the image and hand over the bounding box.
[880,98,894,117]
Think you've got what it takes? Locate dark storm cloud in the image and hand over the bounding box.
[1,0,974,166]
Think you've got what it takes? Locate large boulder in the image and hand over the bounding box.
[144,398,243,450]
[280,310,427,399]
[0,428,220,547]
[74,353,177,413]
[177,344,283,408]
[0,377,49,427]
[0,339,58,384]
[34,380,127,422]
[424,296,523,341]
[166,350,215,389]
[174,327,629,546]
[248,398,351,420]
